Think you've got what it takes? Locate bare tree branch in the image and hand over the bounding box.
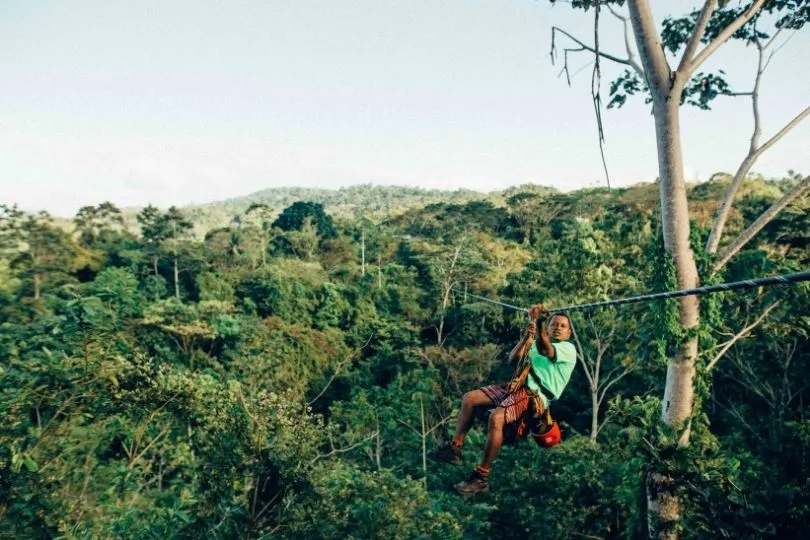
[749,38,765,150]
[309,432,378,466]
[397,413,454,437]
[706,33,765,255]
[714,174,810,270]
[706,301,780,372]
[762,27,788,71]
[745,106,810,164]
[762,9,802,59]
[717,399,765,443]
[571,319,596,388]
[598,366,635,407]
[705,26,809,255]
[686,0,768,76]
[551,26,636,68]
[562,53,596,84]
[436,242,464,346]
[128,425,171,470]
[606,4,644,77]
[728,347,775,406]
[559,46,588,85]
[627,0,672,96]
[307,334,374,406]
[677,0,718,73]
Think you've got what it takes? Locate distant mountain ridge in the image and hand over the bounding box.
[154,183,560,235]
[102,173,800,237]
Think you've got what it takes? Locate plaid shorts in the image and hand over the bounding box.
[480,384,533,425]
[480,384,550,443]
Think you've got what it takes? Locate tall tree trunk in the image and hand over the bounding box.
[628,2,699,537]
[436,244,462,346]
[33,273,41,300]
[152,255,159,276]
[361,230,366,276]
[590,390,599,443]
[646,92,700,540]
[173,253,180,299]
[654,95,699,436]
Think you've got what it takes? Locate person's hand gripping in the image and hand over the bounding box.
[528,303,551,324]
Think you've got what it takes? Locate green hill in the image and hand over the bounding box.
[122,183,558,237]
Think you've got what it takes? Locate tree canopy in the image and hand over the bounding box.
[1,176,808,538]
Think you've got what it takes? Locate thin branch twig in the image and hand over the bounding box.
[307,334,374,406]
[551,26,635,67]
[309,432,378,466]
[677,0,717,73]
[707,301,780,371]
[686,0,767,75]
[605,4,644,76]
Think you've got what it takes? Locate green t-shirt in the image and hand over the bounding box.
[526,340,577,404]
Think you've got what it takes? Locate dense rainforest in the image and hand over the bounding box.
[1,176,808,539]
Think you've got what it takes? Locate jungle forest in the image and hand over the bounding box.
[2,174,809,539]
[2,1,810,539]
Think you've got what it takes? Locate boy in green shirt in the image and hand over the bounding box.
[430,304,577,496]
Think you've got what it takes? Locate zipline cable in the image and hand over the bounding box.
[452,289,530,313]
[452,270,810,314]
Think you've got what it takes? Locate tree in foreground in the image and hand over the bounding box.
[550,1,808,537]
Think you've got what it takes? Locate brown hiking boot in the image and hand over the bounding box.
[454,468,489,497]
[429,442,462,465]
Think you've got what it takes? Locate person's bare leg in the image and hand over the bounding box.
[454,407,507,495]
[453,389,494,445]
[480,407,506,470]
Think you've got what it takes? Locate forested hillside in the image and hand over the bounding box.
[121,184,504,237]
[1,175,809,539]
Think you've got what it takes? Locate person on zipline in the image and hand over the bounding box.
[430,303,576,496]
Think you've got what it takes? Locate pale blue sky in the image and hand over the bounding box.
[1,0,808,216]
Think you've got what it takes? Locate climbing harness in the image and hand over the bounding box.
[500,336,561,447]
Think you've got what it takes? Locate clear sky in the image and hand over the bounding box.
[1,0,808,216]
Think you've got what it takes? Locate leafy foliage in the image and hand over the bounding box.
[1,175,809,538]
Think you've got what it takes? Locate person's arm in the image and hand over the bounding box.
[507,321,536,364]
[536,323,556,360]
[529,303,555,360]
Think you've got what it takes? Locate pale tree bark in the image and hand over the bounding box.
[436,243,463,346]
[706,301,779,372]
[713,175,810,270]
[627,0,784,534]
[653,93,700,438]
[377,253,382,290]
[627,1,695,537]
[685,0,768,78]
[557,0,789,535]
[705,31,810,255]
[675,0,717,72]
[171,220,181,298]
[245,204,272,267]
[173,255,180,299]
[397,403,453,488]
[571,315,635,442]
[628,0,699,434]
